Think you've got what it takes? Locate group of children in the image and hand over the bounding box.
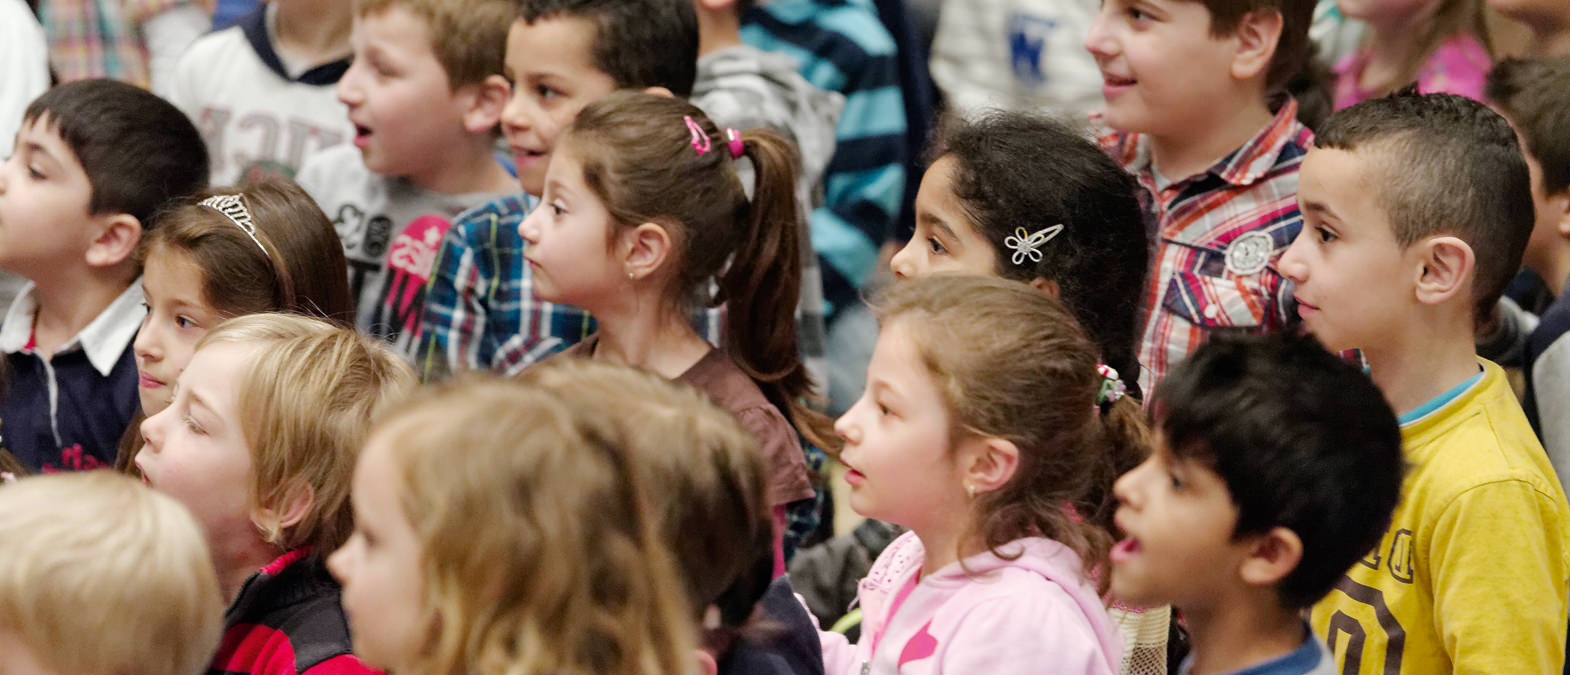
[2,0,1570,673]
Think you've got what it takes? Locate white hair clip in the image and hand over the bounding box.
[199,194,269,257]
[1004,224,1064,266]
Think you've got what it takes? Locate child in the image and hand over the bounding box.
[297,0,517,353]
[1278,91,1570,672]
[0,471,224,675]
[1111,331,1404,675]
[1331,0,1492,109]
[138,313,414,674]
[1486,0,1570,57]
[823,274,1137,673]
[887,106,1159,675]
[162,0,355,184]
[120,179,354,471]
[0,79,209,473]
[1086,0,1316,395]
[522,92,833,557]
[328,377,694,674]
[1485,57,1570,493]
[415,0,701,379]
[520,358,824,675]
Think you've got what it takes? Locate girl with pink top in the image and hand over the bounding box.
[823,275,1144,674]
[1333,0,1493,109]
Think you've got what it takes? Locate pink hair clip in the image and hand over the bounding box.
[685,116,711,155]
[725,128,744,159]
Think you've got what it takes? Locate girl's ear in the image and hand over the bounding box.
[622,222,674,281]
[961,436,1021,494]
[1027,277,1061,298]
[695,648,719,675]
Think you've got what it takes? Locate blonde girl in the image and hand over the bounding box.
[138,313,414,675]
[824,275,1147,674]
[518,91,834,559]
[120,178,353,472]
[1332,0,1492,108]
[327,376,694,675]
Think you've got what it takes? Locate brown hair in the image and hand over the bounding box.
[1190,0,1315,92]
[1357,0,1491,97]
[518,359,773,652]
[354,0,513,88]
[198,314,416,554]
[141,178,354,325]
[562,91,835,450]
[369,377,696,675]
[872,276,1151,587]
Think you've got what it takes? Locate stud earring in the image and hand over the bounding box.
[966,483,976,500]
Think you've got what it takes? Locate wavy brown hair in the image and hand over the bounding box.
[872,276,1151,588]
[370,377,696,675]
[561,91,835,450]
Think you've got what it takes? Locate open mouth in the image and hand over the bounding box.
[1103,74,1136,87]
[1110,536,1142,563]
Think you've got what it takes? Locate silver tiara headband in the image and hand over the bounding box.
[199,194,269,257]
[1004,224,1065,266]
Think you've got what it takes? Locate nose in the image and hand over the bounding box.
[140,406,170,452]
[888,239,916,280]
[833,399,863,446]
[1111,456,1148,508]
[326,542,350,585]
[336,63,364,107]
[1278,230,1309,284]
[1084,8,1116,59]
[500,89,532,138]
[517,205,542,243]
[133,314,161,364]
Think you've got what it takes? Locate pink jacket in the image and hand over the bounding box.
[821,531,1121,674]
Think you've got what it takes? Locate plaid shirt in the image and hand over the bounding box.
[1099,98,1313,395]
[37,0,187,85]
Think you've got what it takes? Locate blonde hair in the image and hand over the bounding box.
[0,472,224,675]
[197,313,416,553]
[354,0,514,88]
[518,360,774,636]
[872,276,1151,587]
[369,376,695,675]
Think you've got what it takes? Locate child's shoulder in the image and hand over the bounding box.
[1405,362,1563,501]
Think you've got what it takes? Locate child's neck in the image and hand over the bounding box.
[1357,22,1431,95]
[1148,96,1275,183]
[273,0,353,66]
[28,270,133,357]
[1364,314,1481,419]
[590,295,711,380]
[1181,597,1307,674]
[696,7,744,57]
[408,136,515,196]
[212,530,286,605]
[912,510,984,577]
[1528,245,1570,297]
[1529,25,1570,58]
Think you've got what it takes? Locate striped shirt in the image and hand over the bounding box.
[1099,97,1313,395]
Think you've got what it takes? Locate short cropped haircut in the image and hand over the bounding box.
[1152,331,1404,609]
[1486,57,1570,196]
[1316,90,1534,323]
[517,0,698,97]
[23,79,208,229]
[198,314,416,554]
[0,472,224,675]
[1188,0,1314,92]
[356,0,513,88]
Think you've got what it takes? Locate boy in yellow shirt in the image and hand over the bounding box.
[1281,90,1570,673]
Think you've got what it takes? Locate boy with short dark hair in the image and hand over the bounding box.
[415,0,701,379]
[0,79,209,472]
[297,0,517,356]
[1484,56,1570,492]
[1279,90,1570,673]
[1086,0,1316,395]
[1112,331,1404,675]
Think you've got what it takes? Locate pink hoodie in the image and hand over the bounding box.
[820,531,1121,674]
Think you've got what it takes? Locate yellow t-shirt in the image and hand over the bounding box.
[1310,359,1570,673]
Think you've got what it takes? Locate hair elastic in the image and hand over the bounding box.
[725,128,744,159]
[1004,224,1065,266]
[199,194,270,257]
[684,115,712,156]
[1096,364,1127,407]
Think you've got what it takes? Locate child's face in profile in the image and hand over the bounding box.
[328,431,425,673]
[499,15,619,197]
[516,144,625,309]
[1278,147,1415,353]
[890,155,1003,280]
[1109,433,1250,609]
[833,319,970,531]
[138,342,259,549]
[0,117,98,278]
[134,247,224,416]
[1084,0,1247,137]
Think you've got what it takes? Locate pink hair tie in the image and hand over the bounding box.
[684,115,711,155]
[725,128,744,159]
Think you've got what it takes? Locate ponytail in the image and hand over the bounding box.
[1083,395,1151,546]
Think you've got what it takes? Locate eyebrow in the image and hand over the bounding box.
[1301,199,1338,220]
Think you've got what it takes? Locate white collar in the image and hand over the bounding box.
[0,281,146,376]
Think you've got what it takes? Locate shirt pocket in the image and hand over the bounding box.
[1161,270,1269,329]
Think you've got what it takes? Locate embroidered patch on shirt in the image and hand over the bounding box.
[1225,231,1274,276]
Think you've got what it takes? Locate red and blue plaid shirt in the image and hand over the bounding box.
[1098,97,1314,395]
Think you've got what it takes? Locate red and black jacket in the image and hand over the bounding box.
[209,549,380,675]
